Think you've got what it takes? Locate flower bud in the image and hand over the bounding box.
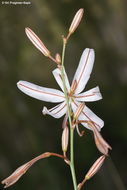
[78,156,106,190]
[55,53,61,64]
[62,126,69,153]
[25,27,50,57]
[69,8,84,35]
[85,155,106,180]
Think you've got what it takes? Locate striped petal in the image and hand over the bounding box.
[42,102,67,118]
[72,48,95,94]
[71,101,104,131]
[75,86,102,102]
[52,68,70,92]
[17,81,65,103]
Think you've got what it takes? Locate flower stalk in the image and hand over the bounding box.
[60,37,77,190]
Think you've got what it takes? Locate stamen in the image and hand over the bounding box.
[69,80,77,96]
[76,124,85,137]
[73,103,85,120]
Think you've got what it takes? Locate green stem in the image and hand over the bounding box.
[60,38,77,190]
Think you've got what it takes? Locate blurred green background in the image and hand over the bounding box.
[0,0,127,189]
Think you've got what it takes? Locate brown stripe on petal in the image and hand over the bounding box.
[76,49,91,90]
[18,83,65,98]
[53,103,66,116]
[74,93,95,98]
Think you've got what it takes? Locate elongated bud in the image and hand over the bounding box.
[55,53,61,64]
[78,155,106,190]
[62,126,69,153]
[85,155,106,180]
[25,27,50,57]
[1,152,51,188]
[92,126,112,156]
[68,8,84,37]
[73,103,85,120]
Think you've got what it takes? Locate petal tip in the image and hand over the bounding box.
[17,80,24,88]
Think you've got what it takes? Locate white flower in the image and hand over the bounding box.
[17,48,104,131]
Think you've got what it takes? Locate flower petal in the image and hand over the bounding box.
[17,81,65,103]
[72,48,95,94]
[42,102,67,118]
[75,86,102,102]
[52,68,70,92]
[71,101,104,131]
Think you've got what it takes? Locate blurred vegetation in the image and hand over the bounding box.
[0,0,127,189]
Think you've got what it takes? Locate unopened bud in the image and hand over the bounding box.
[85,155,106,180]
[55,53,61,64]
[69,8,84,35]
[78,155,106,190]
[62,126,69,153]
[25,27,50,57]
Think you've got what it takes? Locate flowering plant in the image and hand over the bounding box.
[1,9,111,190]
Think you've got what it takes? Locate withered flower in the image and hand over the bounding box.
[92,124,112,155]
[1,152,51,188]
